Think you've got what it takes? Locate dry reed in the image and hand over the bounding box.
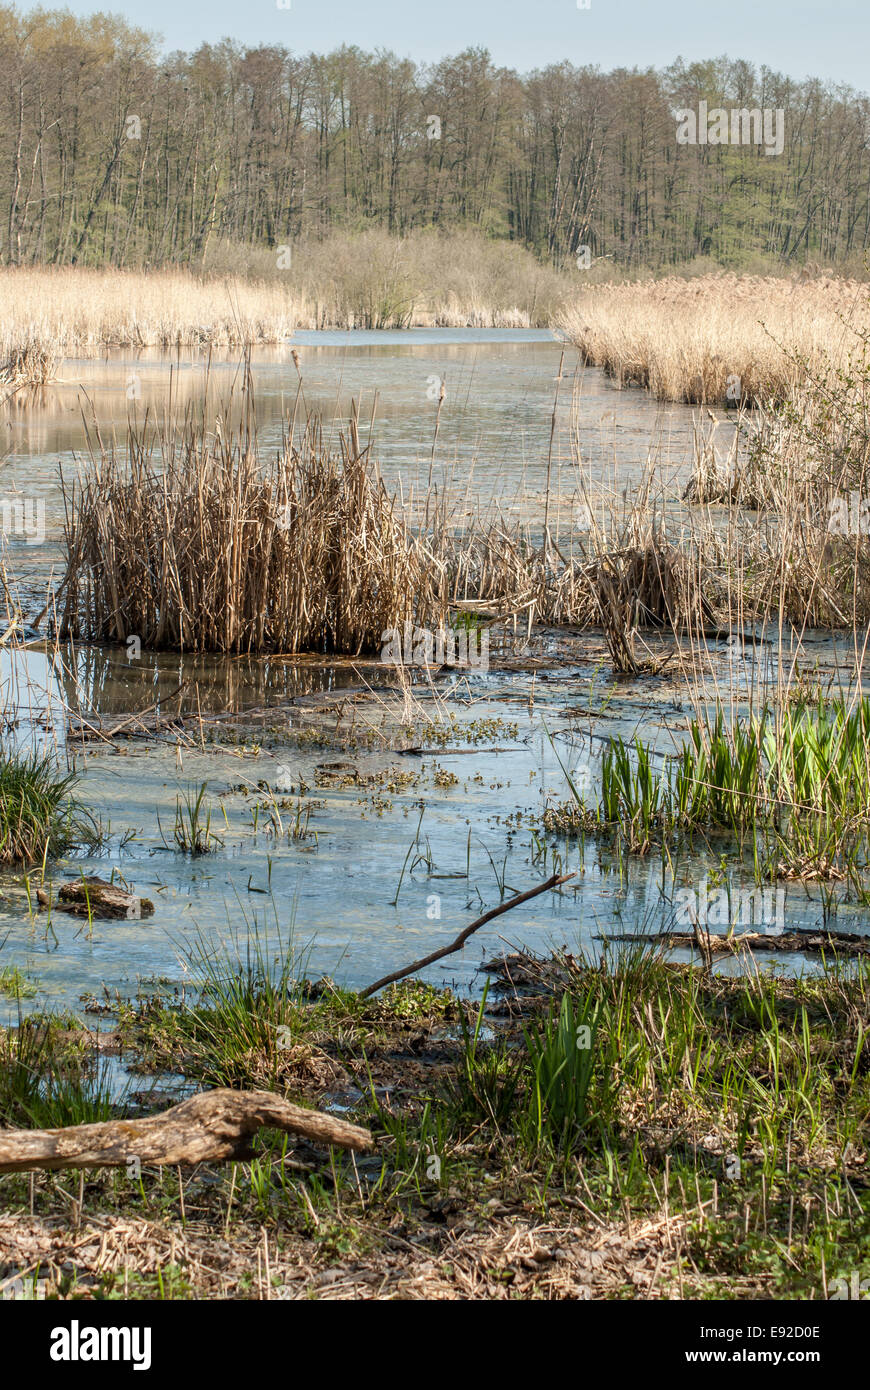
[0,231,576,384]
[59,382,443,655]
[54,296,870,670]
[58,391,717,659]
[558,272,870,406]
[677,317,870,630]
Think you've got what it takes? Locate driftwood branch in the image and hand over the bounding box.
[0,1088,372,1174]
[360,871,575,999]
[36,876,155,919]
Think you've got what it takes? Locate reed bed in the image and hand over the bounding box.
[60,388,443,655]
[0,232,575,383]
[681,319,870,628]
[451,339,870,648]
[0,334,60,391]
[558,272,870,405]
[55,397,870,664]
[54,300,870,664]
[0,268,299,377]
[437,465,717,652]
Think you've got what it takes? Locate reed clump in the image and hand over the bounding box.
[0,334,61,389]
[60,391,443,655]
[438,495,715,645]
[591,540,715,672]
[0,269,299,370]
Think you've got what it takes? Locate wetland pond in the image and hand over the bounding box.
[0,330,864,1032]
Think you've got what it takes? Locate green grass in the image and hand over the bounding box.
[0,1012,120,1128]
[440,983,524,1129]
[0,751,93,865]
[547,696,870,885]
[169,782,222,854]
[524,989,602,1146]
[368,948,869,1295]
[0,964,37,999]
[1,944,868,1299]
[171,918,305,1088]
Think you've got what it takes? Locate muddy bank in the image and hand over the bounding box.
[1,954,866,1301]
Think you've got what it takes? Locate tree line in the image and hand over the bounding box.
[1,5,869,272]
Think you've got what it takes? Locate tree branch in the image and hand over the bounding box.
[0,1088,372,1173]
[359,871,575,999]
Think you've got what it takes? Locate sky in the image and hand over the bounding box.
[43,0,869,93]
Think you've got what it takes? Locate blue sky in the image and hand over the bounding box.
[51,0,867,92]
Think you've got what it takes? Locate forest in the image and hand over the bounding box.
[0,5,868,272]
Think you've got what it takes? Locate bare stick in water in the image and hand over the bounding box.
[359,870,575,999]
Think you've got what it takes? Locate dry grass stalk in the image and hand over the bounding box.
[684,411,743,504]
[592,540,716,673]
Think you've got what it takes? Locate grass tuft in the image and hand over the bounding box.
[0,751,92,866]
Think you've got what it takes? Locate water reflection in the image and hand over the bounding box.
[58,643,366,720]
[0,645,65,752]
[0,332,713,606]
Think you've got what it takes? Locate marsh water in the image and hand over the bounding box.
[0,331,862,1027]
[1,329,702,596]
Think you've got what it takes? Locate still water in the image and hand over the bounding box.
[0,328,704,599]
[0,332,843,1022]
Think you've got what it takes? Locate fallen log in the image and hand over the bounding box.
[597,929,870,957]
[36,876,155,920]
[0,1088,372,1174]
